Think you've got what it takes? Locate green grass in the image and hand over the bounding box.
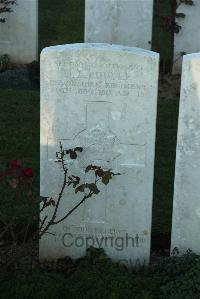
[0,271,158,299]
[0,89,39,174]
[0,248,169,299]
[1,248,200,299]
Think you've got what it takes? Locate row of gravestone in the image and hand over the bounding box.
[1,0,200,73]
[40,43,200,267]
[0,0,38,64]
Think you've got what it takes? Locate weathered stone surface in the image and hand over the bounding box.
[0,0,38,63]
[171,53,200,254]
[40,43,159,266]
[173,0,200,73]
[85,0,153,50]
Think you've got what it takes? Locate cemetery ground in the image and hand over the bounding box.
[1,76,197,299]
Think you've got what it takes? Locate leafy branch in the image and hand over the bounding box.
[39,142,120,238]
[174,0,194,34]
[160,0,194,34]
[0,0,17,23]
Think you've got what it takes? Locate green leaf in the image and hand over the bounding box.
[75,184,86,193]
[40,196,48,203]
[102,171,112,185]
[180,0,194,5]
[75,147,83,152]
[85,164,100,173]
[86,183,100,194]
[102,176,110,185]
[50,199,55,206]
[69,150,77,159]
[175,13,186,18]
[186,0,194,5]
[180,51,186,56]
[85,165,93,173]
[174,23,182,34]
[73,181,79,188]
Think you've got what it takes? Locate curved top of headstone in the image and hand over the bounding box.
[41,43,159,59]
[183,52,200,61]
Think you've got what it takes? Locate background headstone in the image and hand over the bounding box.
[85,0,154,50]
[40,43,159,266]
[0,0,38,63]
[171,53,200,254]
[173,0,200,73]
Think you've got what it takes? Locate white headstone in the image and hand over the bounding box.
[0,0,38,63]
[85,0,153,50]
[173,0,200,73]
[171,53,200,254]
[40,43,159,266]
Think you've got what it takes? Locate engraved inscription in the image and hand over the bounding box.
[43,58,149,98]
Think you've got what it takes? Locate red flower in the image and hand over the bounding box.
[23,167,33,178]
[95,169,104,177]
[10,160,21,169]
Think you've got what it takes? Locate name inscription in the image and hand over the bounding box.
[43,58,151,98]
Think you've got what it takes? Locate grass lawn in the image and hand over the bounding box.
[1,247,200,299]
[0,89,39,175]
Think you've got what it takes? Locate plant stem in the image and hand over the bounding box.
[39,191,93,238]
[52,191,93,225]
